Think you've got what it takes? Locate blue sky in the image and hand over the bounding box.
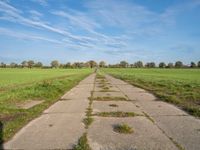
[0,0,200,65]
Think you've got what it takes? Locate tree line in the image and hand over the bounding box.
[0,60,200,68]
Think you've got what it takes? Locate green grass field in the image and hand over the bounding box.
[102,68,200,117]
[0,68,93,143]
[0,68,92,89]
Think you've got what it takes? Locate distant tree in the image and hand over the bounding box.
[51,60,59,68]
[166,63,174,68]
[159,62,166,68]
[65,62,71,68]
[0,62,6,68]
[21,61,28,68]
[145,62,156,68]
[10,62,17,68]
[120,61,129,68]
[198,61,200,68]
[190,62,196,68]
[175,61,183,68]
[134,61,143,68]
[87,60,97,68]
[72,62,82,68]
[130,64,134,68]
[99,61,106,68]
[34,62,43,68]
[59,64,65,68]
[27,60,34,68]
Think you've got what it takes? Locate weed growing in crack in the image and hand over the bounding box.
[93,111,138,117]
[73,133,91,150]
[113,123,134,134]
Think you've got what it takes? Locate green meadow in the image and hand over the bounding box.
[103,68,200,117]
[0,68,92,89]
[0,68,93,143]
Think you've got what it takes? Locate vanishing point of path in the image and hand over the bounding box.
[4,73,200,150]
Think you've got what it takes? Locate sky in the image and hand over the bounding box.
[0,0,200,65]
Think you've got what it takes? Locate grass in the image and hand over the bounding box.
[0,68,92,90]
[93,96,129,101]
[73,133,91,150]
[0,68,92,143]
[93,111,138,117]
[143,112,155,123]
[113,123,134,134]
[83,84,95,128]
[103,68,200,117]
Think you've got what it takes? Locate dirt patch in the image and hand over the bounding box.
[0,113,24,122]
[16,100,44,109]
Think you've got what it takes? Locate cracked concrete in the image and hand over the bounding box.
[4,73,200,150]
[4,74,96,150]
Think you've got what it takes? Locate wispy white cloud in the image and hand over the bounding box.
[0,27,63,44]
[31,0,48,6]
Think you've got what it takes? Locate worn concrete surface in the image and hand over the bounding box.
[105,75,200,150]
[93,91,127,99]
[88,117,178,150]
[92,101,143,115]
[4,74,95,150]
[4,73,200,150]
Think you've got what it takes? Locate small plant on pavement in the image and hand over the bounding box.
[74,133,91,150]
[113,123,134,134]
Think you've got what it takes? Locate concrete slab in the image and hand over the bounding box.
[93,91,126,98]
[105,75,128,85]
[154,115,200,150]
[92,101,143,115]
[117,85,146,93]
[94,85,119,92]
[140,101,188,116]
[61,88,91,99]
[105,75,200,150]
[88,117,178,150]
[4,114,85,150]
[79,74,96,84]
[122,91,157,101]
[44,99,88,114]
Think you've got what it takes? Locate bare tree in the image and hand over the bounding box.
[27,60,34,68]
[51,60,59,68]
[99,61,106,68]
[87,60,97,68]
[21,61,28,68]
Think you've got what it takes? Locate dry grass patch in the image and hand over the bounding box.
[93,111,138,117]
[113,123,134,134]
[109,104,118,107]
[93,96,129,101]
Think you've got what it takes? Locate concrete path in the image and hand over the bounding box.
[4,74,96,150]
[4,73,200,150]
[87,75,200,150]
